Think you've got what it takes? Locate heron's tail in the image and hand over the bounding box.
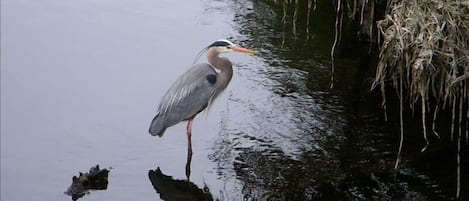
[149,113,167,137]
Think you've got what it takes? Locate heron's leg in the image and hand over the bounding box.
[185,143,193,180]
[186,117,195,155]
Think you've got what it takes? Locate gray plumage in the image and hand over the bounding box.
[149,64,219,137]
[149,39,255,138]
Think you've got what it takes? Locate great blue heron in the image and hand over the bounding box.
[149,39,256,152]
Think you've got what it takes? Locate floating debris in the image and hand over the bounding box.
[65,165,110,201]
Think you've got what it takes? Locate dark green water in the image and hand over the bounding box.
[1,0,466,200]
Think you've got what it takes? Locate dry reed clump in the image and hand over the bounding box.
[371,0,469,198]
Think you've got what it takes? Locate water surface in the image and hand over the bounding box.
[1,0,465,200]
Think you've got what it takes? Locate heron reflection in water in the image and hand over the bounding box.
[149,39,256,177]
[148,167,214,200]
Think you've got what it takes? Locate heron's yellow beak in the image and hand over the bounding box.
[230,45,257,54]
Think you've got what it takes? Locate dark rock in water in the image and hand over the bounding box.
[148,167,214,201]
[65,165,110,201]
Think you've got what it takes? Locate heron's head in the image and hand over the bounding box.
[193,39,256,64]
[208,39,257,54]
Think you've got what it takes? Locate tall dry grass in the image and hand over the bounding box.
[371,0,469,198]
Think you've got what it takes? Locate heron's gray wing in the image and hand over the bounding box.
[157,63,217,127]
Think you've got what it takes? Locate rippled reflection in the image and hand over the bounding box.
[208,0,455,200]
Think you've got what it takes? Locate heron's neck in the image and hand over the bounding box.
[207,48,233,90]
